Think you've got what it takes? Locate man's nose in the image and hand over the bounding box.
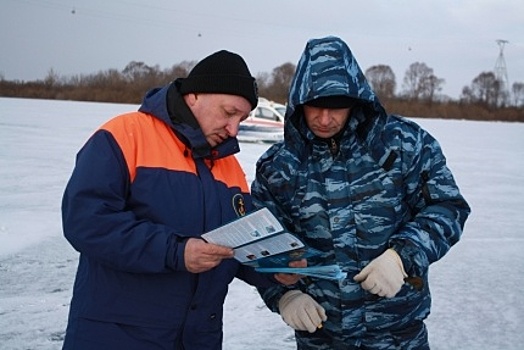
[225,120,239,136]
[318,109,331,124]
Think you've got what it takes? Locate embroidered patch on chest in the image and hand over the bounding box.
[232,193,247,217]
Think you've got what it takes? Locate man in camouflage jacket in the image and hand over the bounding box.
[251,36,471,349]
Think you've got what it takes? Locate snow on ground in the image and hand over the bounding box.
[0,97,523,349]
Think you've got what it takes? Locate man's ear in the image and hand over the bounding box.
[184,93,198,107]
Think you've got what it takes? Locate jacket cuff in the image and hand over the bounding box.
[389,240,414,274]
[166,236,189,272]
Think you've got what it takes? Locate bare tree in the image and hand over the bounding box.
[44,68,60,87]
[365,64,396,100]
[461,71,503,108]
[425,74,445,102]
[460,86,474,104]
[402,62,444,102]
[512,82,524,107]
[269,62,296,103]
[122,61,162,84]
[166,60,196,80]
[255,71,271,99]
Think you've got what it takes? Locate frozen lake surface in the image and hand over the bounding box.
[1,97,523,349]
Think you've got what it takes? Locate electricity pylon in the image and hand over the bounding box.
[494,39,509,94]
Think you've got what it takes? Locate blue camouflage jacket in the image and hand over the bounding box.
[251,36,470,347]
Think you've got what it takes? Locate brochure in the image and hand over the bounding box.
[201,207,347,281]
[255,265,347,281]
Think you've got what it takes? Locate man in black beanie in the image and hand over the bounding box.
[61,50,302,350]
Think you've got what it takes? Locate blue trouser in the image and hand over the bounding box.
[296,320,429,350]
[62,317,182,350]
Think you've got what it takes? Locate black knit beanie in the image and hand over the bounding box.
[179,50,258,110]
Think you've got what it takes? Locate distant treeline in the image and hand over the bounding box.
[1,60,523,122]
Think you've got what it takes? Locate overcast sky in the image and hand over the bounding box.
[2,0,523,99]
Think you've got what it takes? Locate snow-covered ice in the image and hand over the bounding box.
[0,97,523,349]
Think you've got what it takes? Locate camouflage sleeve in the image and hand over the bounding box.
[389,123,471,278]
[251,149,298,312]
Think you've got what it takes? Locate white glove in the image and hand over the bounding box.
[353,248,408,298]
[278,290,327,333]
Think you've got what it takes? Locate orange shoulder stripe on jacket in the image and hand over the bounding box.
[100,112,196,181]
[99,112,249,192]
